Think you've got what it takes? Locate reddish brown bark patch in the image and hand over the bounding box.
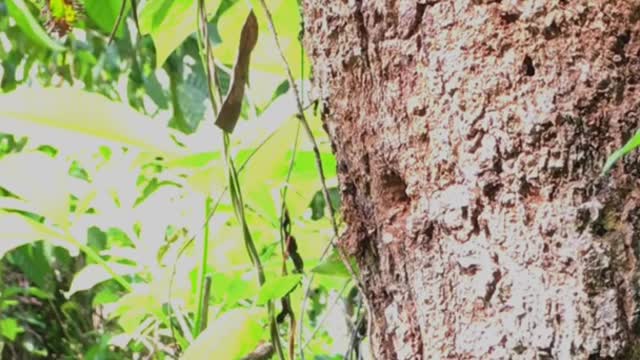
[304,0,640,358]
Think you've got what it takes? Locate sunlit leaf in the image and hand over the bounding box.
[139,0,220,67]
[5,0,65,51]
[0,318,23,341]
[0,197,40,215]
[181,308,263,360]
[84,0,128,38]
[0,87,184,157]
[166,152,220,169]
[256,274,301,305]
[311,251,358,278]
[0,152,70,225]
[108,286,164,333]
[0,210,77,258]
[1,286,54,300]
[604,129,640,173]
[66,263,139,297]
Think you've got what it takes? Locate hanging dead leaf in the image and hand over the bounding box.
[215,10,259,133]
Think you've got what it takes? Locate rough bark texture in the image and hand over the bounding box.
[302,0,640,359]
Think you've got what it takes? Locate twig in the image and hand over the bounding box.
[200,274,212,332]
[298,234,334,360]
[279,122,301,360]
[241,342,275,360]
[345,299,364,360]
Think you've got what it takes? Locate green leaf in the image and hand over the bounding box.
[165,152,220,169]
[1,286,53,300]
[0,87,184,157]
[0,318,23,341]
[144,72,169,109]
[0,210,77,259]
[84,0,129,38]
[7,242,52,289]
[256,274,301,305]
[603,129,640,173]
[5,0,66,52]
[309,187,341,220]
[174,72,208,133]
[93,287,121,305]
[139,0,221,67]
[110,288,162,333]
[181,308,263,360]
[311,252,357,278]
[66,263,139,297]
[0,152,70,225]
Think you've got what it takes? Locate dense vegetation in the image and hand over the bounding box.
[0,0,360,359]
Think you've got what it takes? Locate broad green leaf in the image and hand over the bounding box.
[166,152,220,169]
[84,0,129,38]
[207,271,260,307]
[144,72,169,109]
[0,318,23,341]
[0,197,39,214]
[139,0,221,67]
[0,152,70,225]
[311,251,358,278]
[5,0,65,51]
[181,308,263,360]
[1,286,53,300]
[174,72,208,133]
[186,165,227,195]
[0,210,77,258]
[7,242,52,289]
[111,291,159,333]
[66,263,139,297]
[256,274,301,305]
[604,129,640,173]
[0,87,184,157]
[93,287,121,305]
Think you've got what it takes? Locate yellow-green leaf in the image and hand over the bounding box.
[0,210,77,258]
[0,87,184,157]
[0,152,70,225]
[256,274,301,305]
[139,0,220,67]
[181,308,263,360]
[66,263,139,297]
[5,0,65,51]
[603,129,640,174]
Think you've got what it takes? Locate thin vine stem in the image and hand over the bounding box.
[254,1,377,358]
[193,1,284,359]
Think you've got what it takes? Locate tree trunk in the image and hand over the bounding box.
[302,1,640,358]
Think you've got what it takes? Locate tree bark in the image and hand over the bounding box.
[302,1,640,358]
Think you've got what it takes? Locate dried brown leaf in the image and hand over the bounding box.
[215,11,259,133]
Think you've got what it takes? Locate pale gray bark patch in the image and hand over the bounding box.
[303,0,640,358]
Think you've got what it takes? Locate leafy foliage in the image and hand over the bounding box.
[0,0,365,359]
